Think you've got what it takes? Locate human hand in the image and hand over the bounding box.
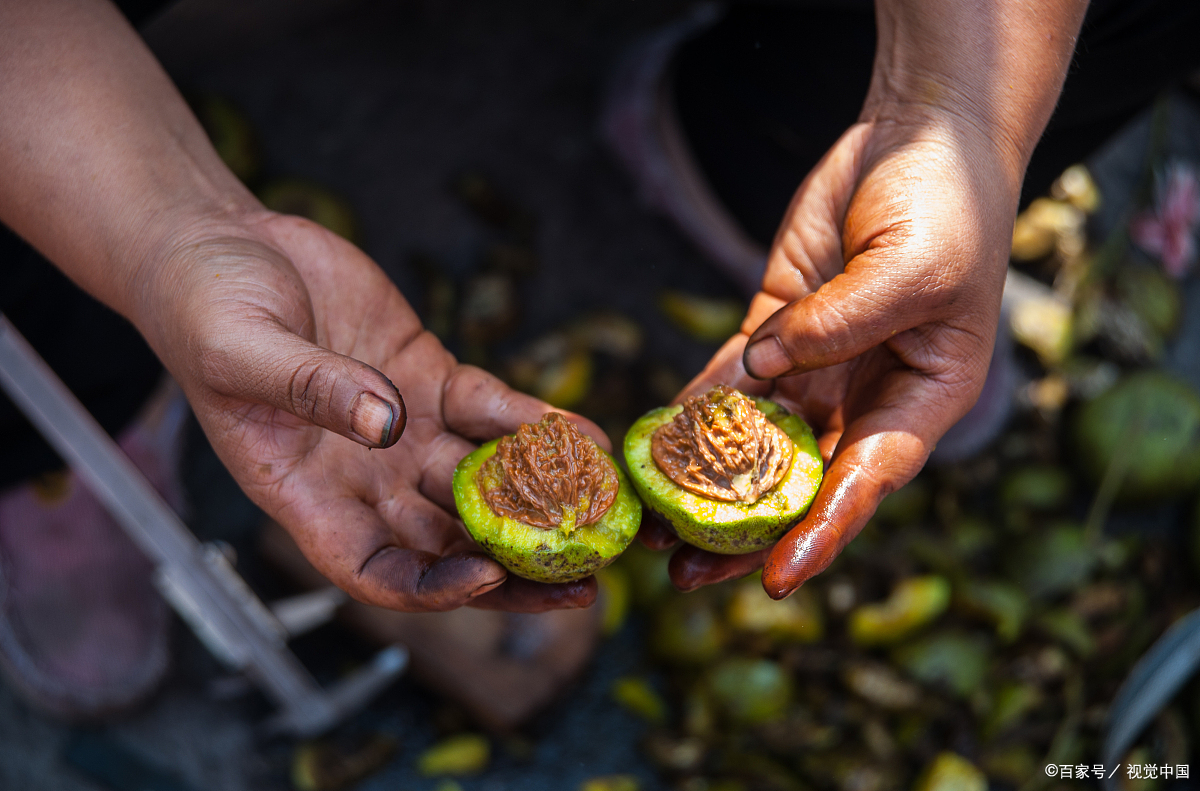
[139,213,603,612]
[0,0,602,614]
[647,117,1017,598]
[643,0,1089,598]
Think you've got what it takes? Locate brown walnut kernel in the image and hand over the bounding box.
[477,412,618,534]
[651,385,793,503]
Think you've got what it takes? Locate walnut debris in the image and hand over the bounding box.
[477,412,618,534]
[651,385,793,503]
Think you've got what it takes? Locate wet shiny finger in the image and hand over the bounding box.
[763,426,928,599]
[468,574,598,612]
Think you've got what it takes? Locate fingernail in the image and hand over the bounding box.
[743,336,793,379]
[350,392,397,447]
[767,582,798,601]
[468,578,505,598]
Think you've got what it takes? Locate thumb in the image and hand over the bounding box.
[741,261,939,380]
[206,321,406,448]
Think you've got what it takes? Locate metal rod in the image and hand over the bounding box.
[0,314,328,726]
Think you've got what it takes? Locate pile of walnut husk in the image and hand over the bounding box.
[587,151,1200,791]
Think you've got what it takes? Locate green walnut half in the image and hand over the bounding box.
[1073,371,1200,502]
[453,413,641,583]
[624,386,823,554]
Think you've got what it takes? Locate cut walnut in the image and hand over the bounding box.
[477,412,618,533]
[651,385,793,503]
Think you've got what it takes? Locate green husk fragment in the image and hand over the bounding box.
[850,576,951,646]
[913,752,987,791]
[417,734,490,777]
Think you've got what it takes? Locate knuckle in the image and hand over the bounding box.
[285,358,333,423]
[191,331,256,397]
[804,293,857,352]
[193,341,231,388]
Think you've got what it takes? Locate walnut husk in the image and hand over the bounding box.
[477,412,618,533]
[651,385,793,503]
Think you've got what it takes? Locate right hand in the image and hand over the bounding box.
[139,211,604,612]
[641,0,1090,599]
[653,118,1013,598]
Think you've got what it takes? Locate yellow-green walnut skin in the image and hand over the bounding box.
[452,439,641,583]
[623,399,823,555]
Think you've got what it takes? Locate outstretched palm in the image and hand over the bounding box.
[152,213,599,611]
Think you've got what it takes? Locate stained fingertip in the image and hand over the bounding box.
[349,390,405,448]
[762,521,845,600]
[762,566,803,600]
[468,577,506,599]
[420,552,507,606]
[743,335,794,380]
[556,575,599,608]
[469,574,598,612]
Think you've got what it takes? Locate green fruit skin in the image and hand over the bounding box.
[707,658,793,725]
[651,595,726,665]
[1073,371,1200,502]
[913,752,987,791]
[623,399,823,554]
[452,439,641,583]
[848,575,951,646]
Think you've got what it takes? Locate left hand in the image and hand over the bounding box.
[145,213,604,612]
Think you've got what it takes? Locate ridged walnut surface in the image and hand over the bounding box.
[651,385,793,503]
[478,413,618,532]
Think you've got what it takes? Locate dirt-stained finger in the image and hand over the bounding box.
[468,574,598,612]
[356,547,507,610]
[668,544,771,592]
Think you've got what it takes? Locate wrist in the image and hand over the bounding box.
[859,78,1037,195]
[862,0,1088,181]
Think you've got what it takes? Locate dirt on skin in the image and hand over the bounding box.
[478,413,618,531]
[651,386,793,503]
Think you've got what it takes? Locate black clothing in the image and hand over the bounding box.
[674,0,1200,246]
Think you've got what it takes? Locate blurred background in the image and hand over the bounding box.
[3,0,1200,790]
